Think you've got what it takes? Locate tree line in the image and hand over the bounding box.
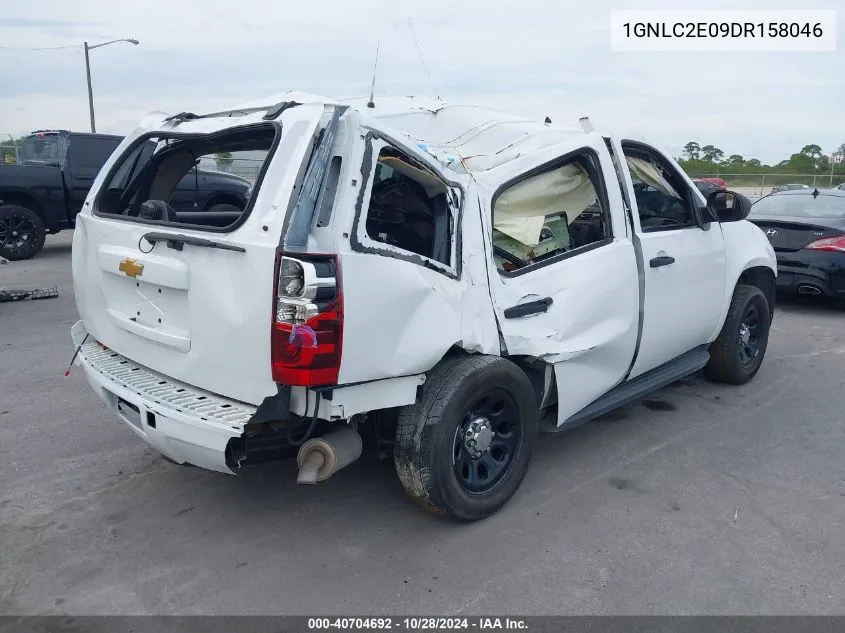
[4,133,845,176]
[678,141,845,176]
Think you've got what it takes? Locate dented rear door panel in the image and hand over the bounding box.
[475,133,640,426]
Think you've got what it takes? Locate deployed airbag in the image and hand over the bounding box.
[493,162,595,247]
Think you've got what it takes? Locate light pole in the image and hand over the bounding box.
[84,38,139,133]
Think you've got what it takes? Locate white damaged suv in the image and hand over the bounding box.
[71,92,777,521]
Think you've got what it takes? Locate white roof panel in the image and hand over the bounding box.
[204,91,587,173]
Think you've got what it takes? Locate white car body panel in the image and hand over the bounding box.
[473,133,640,425]
[607,139,728,378]
[71,91,777,470]
[708,218,778,342]
[73,105,326,405]
[331,121,501,385]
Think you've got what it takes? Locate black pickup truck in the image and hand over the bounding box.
[0,130,253,260]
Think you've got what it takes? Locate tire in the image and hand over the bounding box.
[0,204,46,261]
[705,284,771,385]
[207,203,242,213]
[394,354,539,521]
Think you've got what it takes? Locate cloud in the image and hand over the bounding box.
[0,18,97,27]
[0,0,842,161]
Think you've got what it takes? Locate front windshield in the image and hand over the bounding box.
[18,134,60,166]
[752,193,845,219]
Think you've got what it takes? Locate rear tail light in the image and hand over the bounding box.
[270,253,342,386]
[805,236,845,253]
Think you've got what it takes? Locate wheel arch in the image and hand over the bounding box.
[708,260,776,343]
[738,265,776,321]
[204,192,245,211]
[0,190,44,215]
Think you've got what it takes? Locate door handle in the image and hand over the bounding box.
[649,255,675,268]
[504,297,553,319]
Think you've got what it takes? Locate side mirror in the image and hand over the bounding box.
[707,190,751,223]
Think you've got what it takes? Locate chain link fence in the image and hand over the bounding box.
[4,133,845,198]
[0,135,20,164]
[689,174,845,200]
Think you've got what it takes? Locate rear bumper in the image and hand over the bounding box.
[775,250,845,298]
[71,321,255,474]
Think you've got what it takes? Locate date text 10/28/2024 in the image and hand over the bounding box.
[308,618,528,630]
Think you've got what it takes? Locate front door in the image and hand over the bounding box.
[612,139,727,378]
[477,133,640,426]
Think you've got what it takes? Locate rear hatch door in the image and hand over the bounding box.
[72,104,327,405]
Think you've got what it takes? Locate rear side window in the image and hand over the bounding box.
[95,125,274,232]
[363,147,453,266]
[71,137,121,170]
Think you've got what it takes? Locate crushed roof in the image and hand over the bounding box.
[217,90,587,173]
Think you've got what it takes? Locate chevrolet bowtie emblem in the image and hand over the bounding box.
[118,258,144,278]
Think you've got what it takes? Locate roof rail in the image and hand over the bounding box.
[578,117,594,133]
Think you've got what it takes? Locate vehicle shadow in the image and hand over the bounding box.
[150,386,698,532]
[775,292,843,315]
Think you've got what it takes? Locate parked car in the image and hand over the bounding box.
[692,178,725,198]
[70,93,777,521]
[696,177,727,188]
[833,183,845,191]
[0,130,253,260]
[749,189,845,304]
[770,183,810,194]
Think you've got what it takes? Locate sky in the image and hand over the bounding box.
[0,0,842,164]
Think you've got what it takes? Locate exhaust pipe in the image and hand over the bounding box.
[797,284,822,295]
[296,426,362,484]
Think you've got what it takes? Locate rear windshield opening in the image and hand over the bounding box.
[364,148,453,266]
[96,125,275,231]
[19,133,66,166]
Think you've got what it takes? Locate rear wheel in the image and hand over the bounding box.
[0,205,46,261]
[394,355,539,521]
[705,284,771,385]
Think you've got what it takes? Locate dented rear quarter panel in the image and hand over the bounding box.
[330,117,501,385]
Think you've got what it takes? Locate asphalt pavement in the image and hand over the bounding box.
[1,232,844,615]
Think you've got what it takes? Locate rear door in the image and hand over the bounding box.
[72,104,328,405]
[65,135,122,216]
[475,133,640,426]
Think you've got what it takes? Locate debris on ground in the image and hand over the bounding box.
[0,286,60,303]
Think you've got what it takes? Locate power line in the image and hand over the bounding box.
[0,44,82,53]
[408,17,440,100]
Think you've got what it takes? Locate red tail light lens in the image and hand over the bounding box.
[270,253,343,387]
[805,236,845,253]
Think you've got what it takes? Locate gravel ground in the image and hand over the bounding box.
[1,232,844,616]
